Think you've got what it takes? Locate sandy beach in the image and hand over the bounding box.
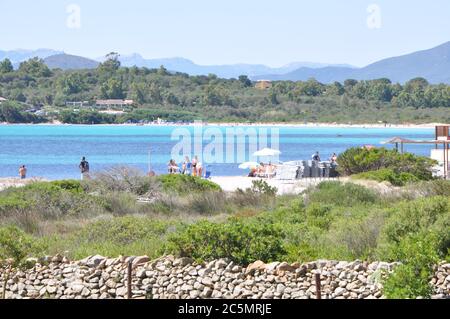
[0,175,331,195]
[0,177,47,191]
[0,121,447,129]
[210,176,341,195]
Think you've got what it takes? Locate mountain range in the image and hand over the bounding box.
[1,41,449,83]
[254,41,450,84]
[114,54,356,78]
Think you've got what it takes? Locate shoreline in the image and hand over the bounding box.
[0,121,447,129]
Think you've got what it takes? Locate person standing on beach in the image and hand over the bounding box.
[19,165,27,179]
[191,156,198,176]
[312,151,321,162]
[79,157,90,180]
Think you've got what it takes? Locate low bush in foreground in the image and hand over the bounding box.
[0,226,43,266]
[165,219,285,265]
[39,216,179,260]
[0,181,105,221]
[383,232,440,299]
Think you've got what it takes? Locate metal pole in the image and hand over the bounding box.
[445,142,448,180]
[315,273,321,299]
[127,260,132,299]
[443,142,446,180]
[148,148,151,174]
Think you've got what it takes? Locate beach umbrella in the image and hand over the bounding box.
[238,162,260,169]
[253,148,281,157]
[380,137,415,153]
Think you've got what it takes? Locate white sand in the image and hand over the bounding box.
[210,176,341,195]
[0,177,47,191]
[1,121,447,129]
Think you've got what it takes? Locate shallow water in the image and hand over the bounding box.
[0,124,435,180]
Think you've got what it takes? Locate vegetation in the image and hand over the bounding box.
[0,162,449,297]
[0,55,449,124]
[338,147,436,186]
[383,232,440,299]
[0,101,45,123]
[165,219,285,264]
[0,226,43,266]
[157,174,221,194]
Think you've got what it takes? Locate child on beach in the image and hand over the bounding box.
[181,156,190,174]
[168,159,179,174]
[191,156,198,176]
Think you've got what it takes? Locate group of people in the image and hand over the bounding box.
[16,156,90,180]
[248,162,277,178]
[168,156,203,176]
[17,153,339,180]
[312,151,338,167]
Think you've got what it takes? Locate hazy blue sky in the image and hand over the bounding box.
[1,0,449,66]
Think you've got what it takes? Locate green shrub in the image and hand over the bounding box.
[380,196,450,253]
[383,232,440,299]
[353,168,420,186]
[0,181,106,221]
[41,216,177,260]
[102,192,142,216]
[404,180,450,198]
[0,226,44,265]
[248,180,278,196]
[50,180,83,193]
[158,174,221,194]
[186,191,227,215]
[324,212,386,260]
[306,181,378,206]
[165,218,285,264]
[337,147,435,182]
[305,203,334,230]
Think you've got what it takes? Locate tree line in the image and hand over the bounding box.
[0,54,449,124]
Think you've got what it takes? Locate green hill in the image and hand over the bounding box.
[44,54,99,70]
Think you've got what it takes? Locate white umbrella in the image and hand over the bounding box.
[253,148,281,157]
[238,162,260,169]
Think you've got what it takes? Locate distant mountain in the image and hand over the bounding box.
[2,41,450,83]
[254,66,355,82]
[353,41,450,83]
[254,41,450,84]
[0,49,63,69]
[118,54,356,78]
[0,49,63,63]
[44,54,99,70]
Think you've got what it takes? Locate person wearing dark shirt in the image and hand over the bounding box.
[79,157,90,180]
[312,151,321,162]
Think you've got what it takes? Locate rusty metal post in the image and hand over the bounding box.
[127,260,132,299]
[315,272,321,299]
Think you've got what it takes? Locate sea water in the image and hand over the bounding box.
[0,124,435,180]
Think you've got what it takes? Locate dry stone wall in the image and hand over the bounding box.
[0,255,449,299]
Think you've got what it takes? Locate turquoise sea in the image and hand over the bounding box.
[0,124,435,180]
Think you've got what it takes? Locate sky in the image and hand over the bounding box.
[0,0,449,67]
